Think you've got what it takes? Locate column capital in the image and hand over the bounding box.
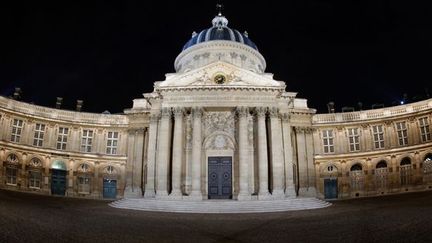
[281,113,290,122]
[192,107,203,118]
[269,107,279,118]
[255,107,267,117]
[236,106,249,118]
[161,107,172,118]
[149,113,160,123]
[172,107,185,118]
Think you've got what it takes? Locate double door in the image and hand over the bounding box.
[208,157,232,199]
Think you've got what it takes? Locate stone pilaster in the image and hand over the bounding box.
[237,106,250,200]
[189,107,203,199]
[269,107,284,198]
[281,113,296,198]
[296,126,317,197]
[256,107,271,199]
[144,114,159,198]
[124,129,138,198]
[170,107,185,198]
[156,107,172,199]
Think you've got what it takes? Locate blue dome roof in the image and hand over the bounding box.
[182,14,258,51]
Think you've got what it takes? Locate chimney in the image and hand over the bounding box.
[327,102,335,113]
[56,97,63,109]
[76,100,83,112]
[13,87,22,100]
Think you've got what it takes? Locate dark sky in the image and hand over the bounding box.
[1,1,431,113]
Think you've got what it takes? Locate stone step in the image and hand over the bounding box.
[109,198,331,213]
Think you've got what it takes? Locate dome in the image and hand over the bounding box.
[182,14,258,51]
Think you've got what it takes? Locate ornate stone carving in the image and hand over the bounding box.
[172,107,185,118]
[203,111,235,138]
[29,157,42,167]
[248,116,254,145]
[161,107,172,118]
[236,107,249,118]
[214,135,226,149]
[281,113,290,122]
[192,107,203,118]
[185,114,193,148]
[255,107,267,117]
[150,113,160,123]
[269,107,279,118]
[230,52,238,59]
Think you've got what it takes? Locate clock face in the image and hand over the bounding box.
[214,74,226,84]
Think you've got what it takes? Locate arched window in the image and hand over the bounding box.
[350,163,364,191]
[77,163,91,194]
[375,160,388,190]
[423,153,432,183]
[6,154,19,164]
[29,158,42,167]
[400,157,412,186]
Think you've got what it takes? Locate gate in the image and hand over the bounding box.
[103,179,117,199]
[208,156,232,199]
[51,169,67,196]
[324,178,338,199]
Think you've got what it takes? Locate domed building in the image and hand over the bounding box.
[0,11,431,207]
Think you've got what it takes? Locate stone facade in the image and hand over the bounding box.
[1,13,431,201]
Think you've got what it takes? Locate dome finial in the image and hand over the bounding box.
[212,3,228,27]
[216,3,223,16]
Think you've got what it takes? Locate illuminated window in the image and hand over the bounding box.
[322,130,334,153]
[347,128,360,152]
[372,125,385,149]
[29,171,41,189]
[81,130,93,152]
[6,167,18,185]
[33,123,45,147]
[400,157,411,186]
[419,117,431,142]
[11,119,23,143]
[396,122,408,146]
[375,161,388,189]
[106,131,119,155]
[423,154,432,183]
[78,177,91,194]
[57,127,69,150]
[350,164,364,191]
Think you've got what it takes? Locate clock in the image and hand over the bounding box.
[213,74,227,84]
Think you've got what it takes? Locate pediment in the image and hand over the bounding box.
[157,62,284,88]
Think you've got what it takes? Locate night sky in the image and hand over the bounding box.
[1,1,431,113]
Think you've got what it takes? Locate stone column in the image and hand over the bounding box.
[170,107,184,198]
[124,130,137,198]
[156,107,172,198]
[305,128,317,196]
[256,107,271,199]
[133,128,145,195]
[144,114,159,198]
[269,107,285,198]
[189,107,203,199]
[237,107,250,200]
[281,113,296,198]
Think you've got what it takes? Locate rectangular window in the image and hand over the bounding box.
[29,171,41,189]
[57,127,69,150]
[372,125,385,149]
[78,177,91,194]
[106,131,119,155]
[322,130,334,153]
[6,167,17,185]
[396,121,408,146]
[81,130,93,152]
[347,128,360,152]
[33,123,45,147]
[419,117,431,142]
[11,119,24,143]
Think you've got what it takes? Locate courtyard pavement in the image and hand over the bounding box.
[1,189,432,243]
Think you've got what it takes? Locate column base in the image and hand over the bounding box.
[144,189,156,198]
[169,190,183,199]
[271,189,285,199]
[155,190,169,199]
[258,191,272,200]
[285,184,297,198]
[298,187,317,197]
[184,190,203,200]
[236,193,252,201]
[124,187,143,198]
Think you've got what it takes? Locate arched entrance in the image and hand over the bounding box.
[323,164,338,199]
[102,165,118,199]
[51,160,67,196]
